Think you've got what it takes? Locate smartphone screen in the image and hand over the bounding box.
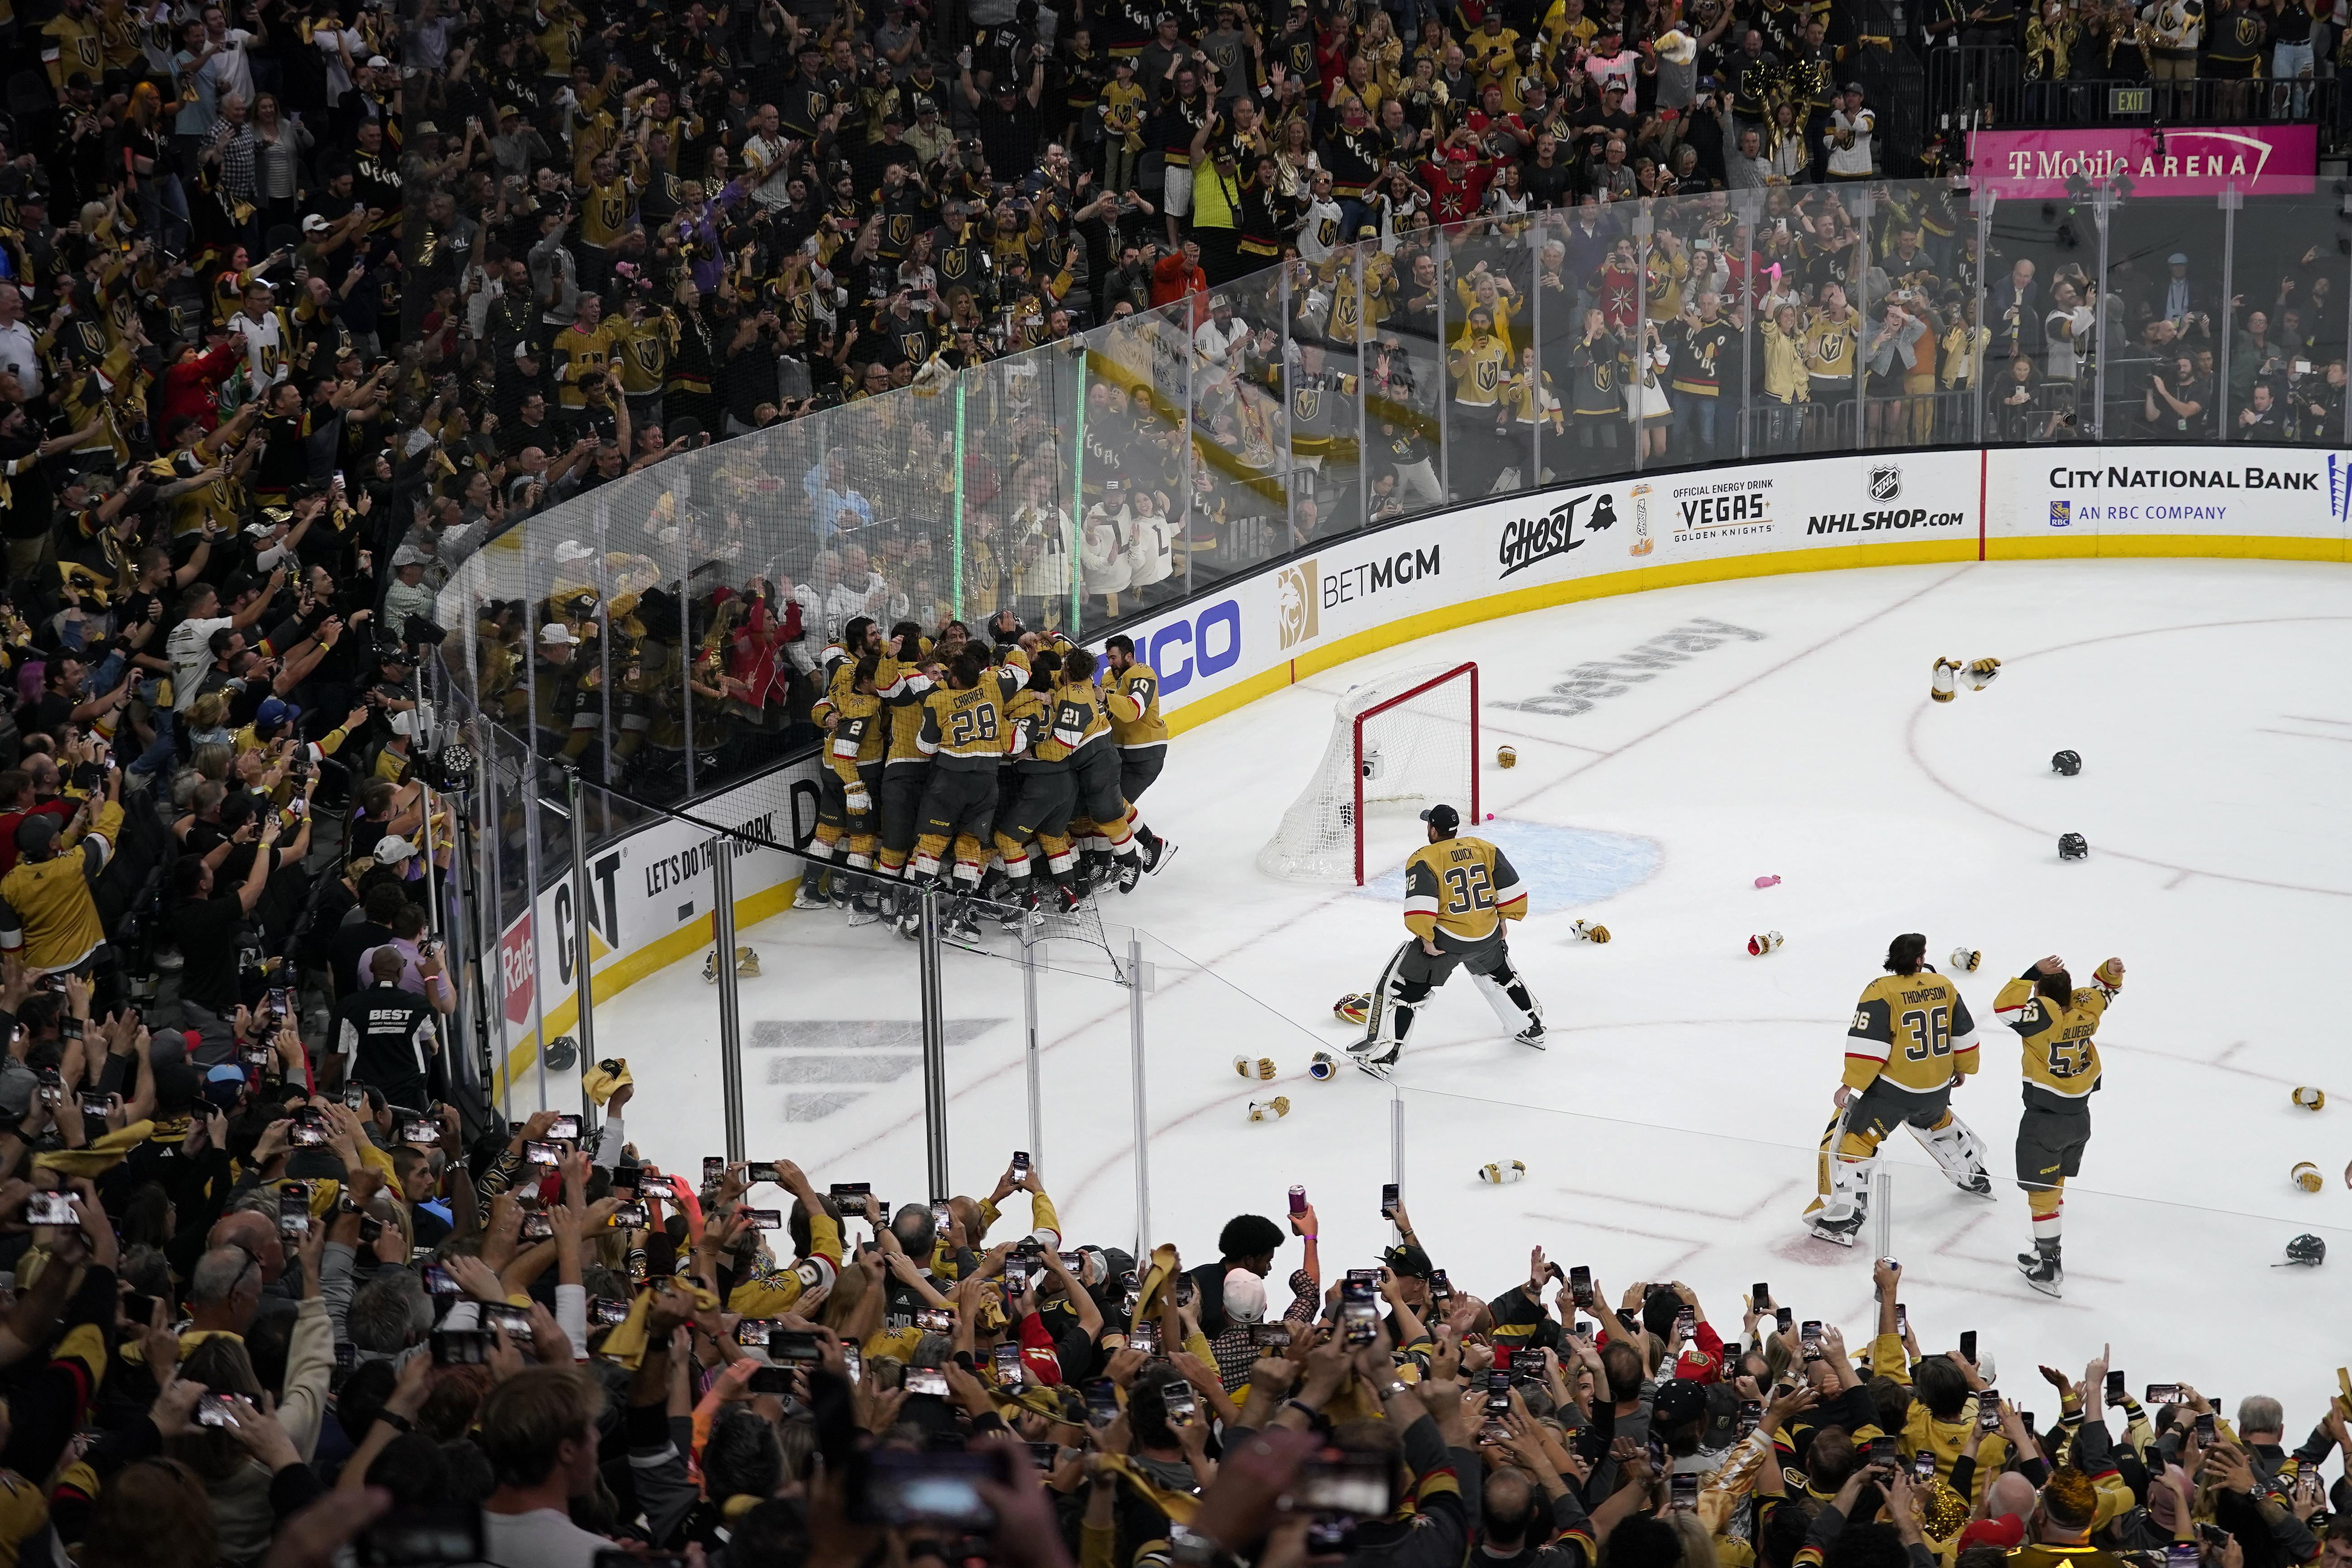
[2105,1371,2126,1404]
[1669,1472,1698,1511]
[2146,1383,2183,1405]
[1912,1451,1936,1481]
[1959,1330,1977,1364]
[1380,1182,1399,1216]
[1775,1306,1794,1332]
[1800,1320,1823,1353]
[1736,1400,1762,1436]
[1752,1281,1771,1311]
[1569,1264,1593,1304]
[1977,1390,2001,1431]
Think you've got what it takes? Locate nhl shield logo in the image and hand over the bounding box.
[1868,464,1902,502]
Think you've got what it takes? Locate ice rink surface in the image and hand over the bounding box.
[602,557,2352,1421]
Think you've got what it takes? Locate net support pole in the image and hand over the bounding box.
[951,379,968,622]
[1128,932,1151,1253]
[1021,925,1043,1175]
[1851,188,1872,451]
[1633,204,1653,474]
[919,885,950,1200]
[1389,1094,1404,1227]
[1071,351,1087,635]
[2217,185,2240,435]
[2091,183,2112,439]
[713,838,745,1165]
[1871,1169,1893,1263]
[1280,263,1298,552]
[564,766,596,1120]
[1354,246,1370,531]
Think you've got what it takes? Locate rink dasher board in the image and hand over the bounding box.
[1115,446,2352,739]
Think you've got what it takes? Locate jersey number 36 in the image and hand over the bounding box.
[1898,1005,1952,1062]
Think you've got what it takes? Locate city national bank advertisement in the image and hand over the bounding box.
[1968,125,2318,199]
[1985,449,2352,547]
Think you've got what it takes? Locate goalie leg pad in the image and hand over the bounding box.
[1351,941,1431,1063]
[1909,1110,1993,1195]
[1470,949,1545,1041]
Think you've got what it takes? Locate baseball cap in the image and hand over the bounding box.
[1223,1268,1268,1325]
[389,710,417,738]
[15,814,60,859]
[540,622,579,647]
[202,1063,248,1110]
[1383,1241,1434,1278]
[375,835,418,864]
[1653,1377,1711,1427]
[365,54,389,67]
[1959,1517,2025,1552]
[255,695,301,732]
[1418,803,1461,832]
[391,544,426,569]
[2168,252,2189,264]
[302,214,329,235]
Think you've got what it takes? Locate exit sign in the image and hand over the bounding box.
[2109,85,2153,114]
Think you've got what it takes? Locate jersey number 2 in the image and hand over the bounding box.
[1441,863,1495,915]
[1898,1005,1951,1062]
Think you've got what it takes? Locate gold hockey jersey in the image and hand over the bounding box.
[1842,970,1982,1093]
[1106,661,1168,747]
[1402,837,1526,945]
[917,670,1021,767]
[1995,964,2121,1108]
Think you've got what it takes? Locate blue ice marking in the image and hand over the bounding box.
[1357,819,1659,905]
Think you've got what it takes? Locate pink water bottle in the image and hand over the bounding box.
[1754,874,1781,889]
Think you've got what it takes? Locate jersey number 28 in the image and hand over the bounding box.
[948,706,999,746]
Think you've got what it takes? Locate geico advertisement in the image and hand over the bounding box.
[1122,451,1983,715]
[1987,447,2352,540]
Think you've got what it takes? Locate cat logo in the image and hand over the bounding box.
[1293,387,1321,419]
[1475,359,1501,393]
[1275,557,1318,651]
[888,212,914,247]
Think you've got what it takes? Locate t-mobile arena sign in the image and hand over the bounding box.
[1969,125,2317,198]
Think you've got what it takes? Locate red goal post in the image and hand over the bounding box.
[1352,661,1479,886]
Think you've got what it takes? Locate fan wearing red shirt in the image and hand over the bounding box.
[1420,131,1495,224]
[1150,239,1210,325]
[154,328,244,435]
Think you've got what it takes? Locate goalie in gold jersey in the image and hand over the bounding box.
[1808,933,1992,1247]
[1996,953,2124,1298]
[1348,803,1545,1074]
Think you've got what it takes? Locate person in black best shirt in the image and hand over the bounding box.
[169,813,282,1016]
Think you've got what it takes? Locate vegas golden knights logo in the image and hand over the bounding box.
[632,339,662,371]
[942,248,971,281]
[1275,557,1318,651]
[1475,358,1500,393]
[1333,293,1359,334]
[1317,216,1339,246]
[898,329,926,361]
[1293,387,1321,419]
[1594,359,1615,392]
[888,212,913,247]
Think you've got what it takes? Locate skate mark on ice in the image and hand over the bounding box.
[1541,1178,1800,1225]
[2280,715,2352,726]
[2255,726,2352,745]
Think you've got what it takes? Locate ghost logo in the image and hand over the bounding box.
[1869,464,1902,502]
[1499,492,1611,580]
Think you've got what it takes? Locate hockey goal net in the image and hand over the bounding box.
[1256,661,1480,885]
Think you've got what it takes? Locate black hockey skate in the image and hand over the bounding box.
[2017,1245,2063,1298]
[1809,1208,1866,1248]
